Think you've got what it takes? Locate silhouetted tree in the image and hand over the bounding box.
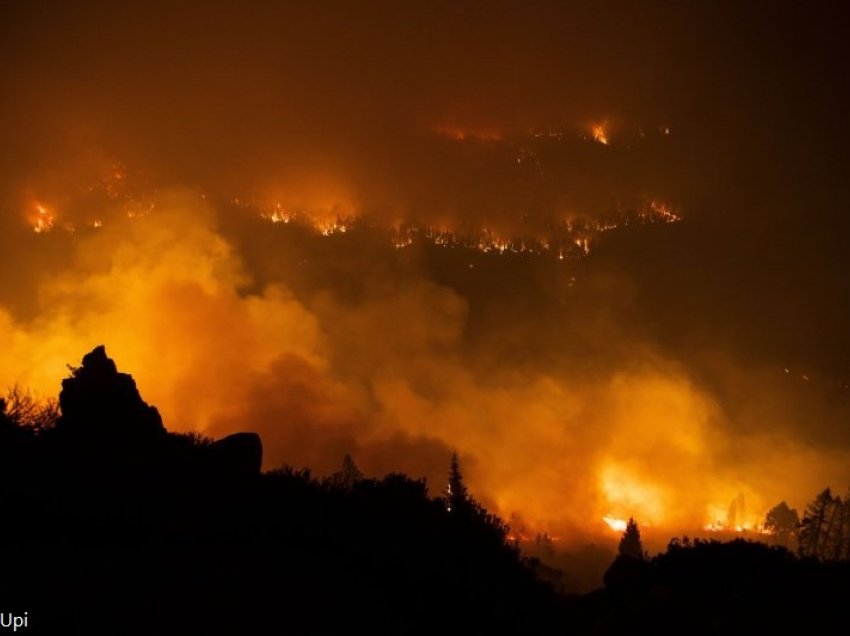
[2,385,58,432]
[618,517,645,560]
[446,452,470,514]
[328,453,364,489]
[827,495,849,561]
[796,488,850,561]
[841,490,850,561]
[764,501,800,546]
[727,492,746,529]
[178,430,214,447]
[534,533,555,559]
[508,512,528,545]
[440,453,510,548]
[604,518,649,593]
[0,397,18,442]
[799,488,835,558]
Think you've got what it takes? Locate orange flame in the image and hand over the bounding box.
[30,202,56,233]
[591,123,609,145]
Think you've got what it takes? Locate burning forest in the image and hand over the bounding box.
[2,1,850,633]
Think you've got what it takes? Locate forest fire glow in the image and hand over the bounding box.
[5,187,839,545]
[249,197,683,259]
[3,4,850,631]
[30,202,56,234]
[702,499,773,536]
[603,516,628,532]
[2,0,849,560]
[600,464,666,527]
[591,123,609,145]
[702,521,771,535]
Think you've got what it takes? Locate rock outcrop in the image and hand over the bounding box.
[57,345,165,442]
[55,345,263,480]
[209,432,263,479]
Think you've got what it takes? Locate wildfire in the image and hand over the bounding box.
[603,516,628,532]
[702,497,772,535]
[574,237,590,256]
[600,463,666,528]
[645,200,682,224]
[26,183,683,265]
[702,520,771,535]
[25,164,683,265]
[250,202,683,260]
[317,218,350,236]
[260,204,296,225]
[591,123,609,145]
[30,202,56,233]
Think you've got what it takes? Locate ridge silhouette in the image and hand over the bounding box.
[0,347,556,635]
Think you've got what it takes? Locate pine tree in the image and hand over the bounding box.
[341,453,363,482]
[827,495,848,561]
[841,490,850,561]
[446,452,470,514]
[799,488,835,559]
[329,453,363,490]
[618,517,645,560]
[726,492,746,530]
[443,452,509,545]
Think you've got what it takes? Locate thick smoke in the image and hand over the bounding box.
[1,189,848,547]
[2,1,850,545]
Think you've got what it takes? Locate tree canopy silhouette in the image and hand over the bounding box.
[764,501,800,546]
[0,346,557,634]
[327,453,364,490]
[618,518,645,560]
[446,451,470,513]
[798,488,850,561]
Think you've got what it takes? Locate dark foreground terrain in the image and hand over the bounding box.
[0,347,847,635]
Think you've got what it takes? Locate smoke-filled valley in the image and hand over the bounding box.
[2,0,850,570]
